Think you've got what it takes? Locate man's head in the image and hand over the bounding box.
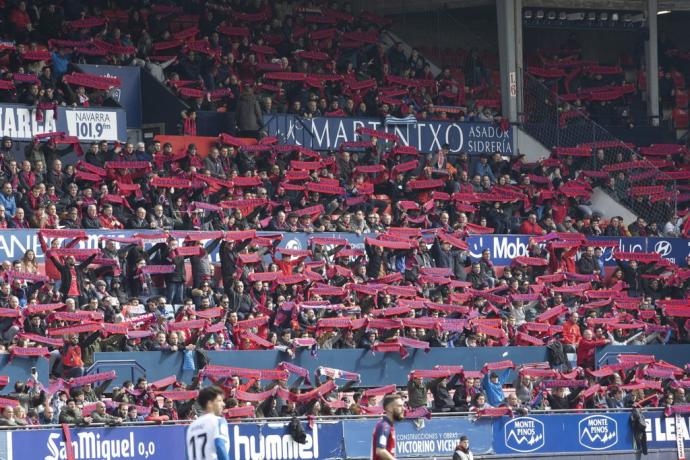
[458,435,470,451]
[197,386,225,416]
[382,394,404,421]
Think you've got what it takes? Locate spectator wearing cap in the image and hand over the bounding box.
[453,436,474,460]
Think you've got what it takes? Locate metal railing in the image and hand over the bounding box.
[0,406,664,430]
[522,73,678,224]
[86,360,147,384]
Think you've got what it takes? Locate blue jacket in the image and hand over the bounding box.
[482,369,510,406]
[51,52,70,77]
[471,161,497,183]
[0,193,16,217]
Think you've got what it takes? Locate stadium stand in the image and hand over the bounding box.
[0,1,687,459]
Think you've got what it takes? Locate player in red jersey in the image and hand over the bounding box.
[372,394,405,460]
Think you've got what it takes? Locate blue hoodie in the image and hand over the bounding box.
[482,368,510,406]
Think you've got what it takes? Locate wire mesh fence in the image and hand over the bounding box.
[522,73,678,226]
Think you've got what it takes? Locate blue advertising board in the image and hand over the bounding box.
[0,354,49,395]
[597,345,690,369]
[645,411,690,449]
[228,420,344,460]
[342,417,493,458]
[0,230,687,269]
[8,424,186,460]
[264,114,514,155]
[0,103,127,142]
[493,413,634,454]
[79,64,142,128]
[94,347,544,388]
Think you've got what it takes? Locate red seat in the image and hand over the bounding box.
[676,89,688,108]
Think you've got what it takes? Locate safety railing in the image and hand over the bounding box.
[0,406,663,430]
[521,72,678,224]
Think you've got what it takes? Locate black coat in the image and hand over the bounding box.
[49,254,97,299]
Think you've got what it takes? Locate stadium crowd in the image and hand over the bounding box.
[0,218,687,425]
[0,0,500,124]
[0,0,688,431]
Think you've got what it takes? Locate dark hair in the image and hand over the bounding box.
[197,386,224,409]
[382,394,401,409]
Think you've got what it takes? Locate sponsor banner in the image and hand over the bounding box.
[0,103,58,140]
[644,411,690,449]
[0,104,127,141]
[79,64,142,128]
[493,413,633,454]
[228,420,344,460]
[0,230,687,269]
[342,418,494,458]
[0,230,363,264]
[647,237,690,266]
[264,114,514,155]
[467,235,688,266]
[9,425,186,460]
[64,108,126,141]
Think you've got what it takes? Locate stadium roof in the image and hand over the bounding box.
[364,0,690,14]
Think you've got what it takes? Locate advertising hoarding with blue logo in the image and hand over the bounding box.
[494,413,633,454]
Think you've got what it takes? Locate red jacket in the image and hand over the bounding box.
[576,338,607,368]
[519,221,544,235]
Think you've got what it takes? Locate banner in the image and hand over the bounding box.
[0,103,58,140]
[0,230,687,269]
[79,64,142,128]
[228,420,344,460]
[466,235,689,266]
[64,108,127,141]
[645,411,690,449]
[9,424,186,460]
[264,114,514,154]
[0,104,127,141]
[342,418,493,458]
[493,413,633,454]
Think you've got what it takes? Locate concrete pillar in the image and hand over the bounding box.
[647,0,660,126]
[497,0,518,122]
[514,0,524,121]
